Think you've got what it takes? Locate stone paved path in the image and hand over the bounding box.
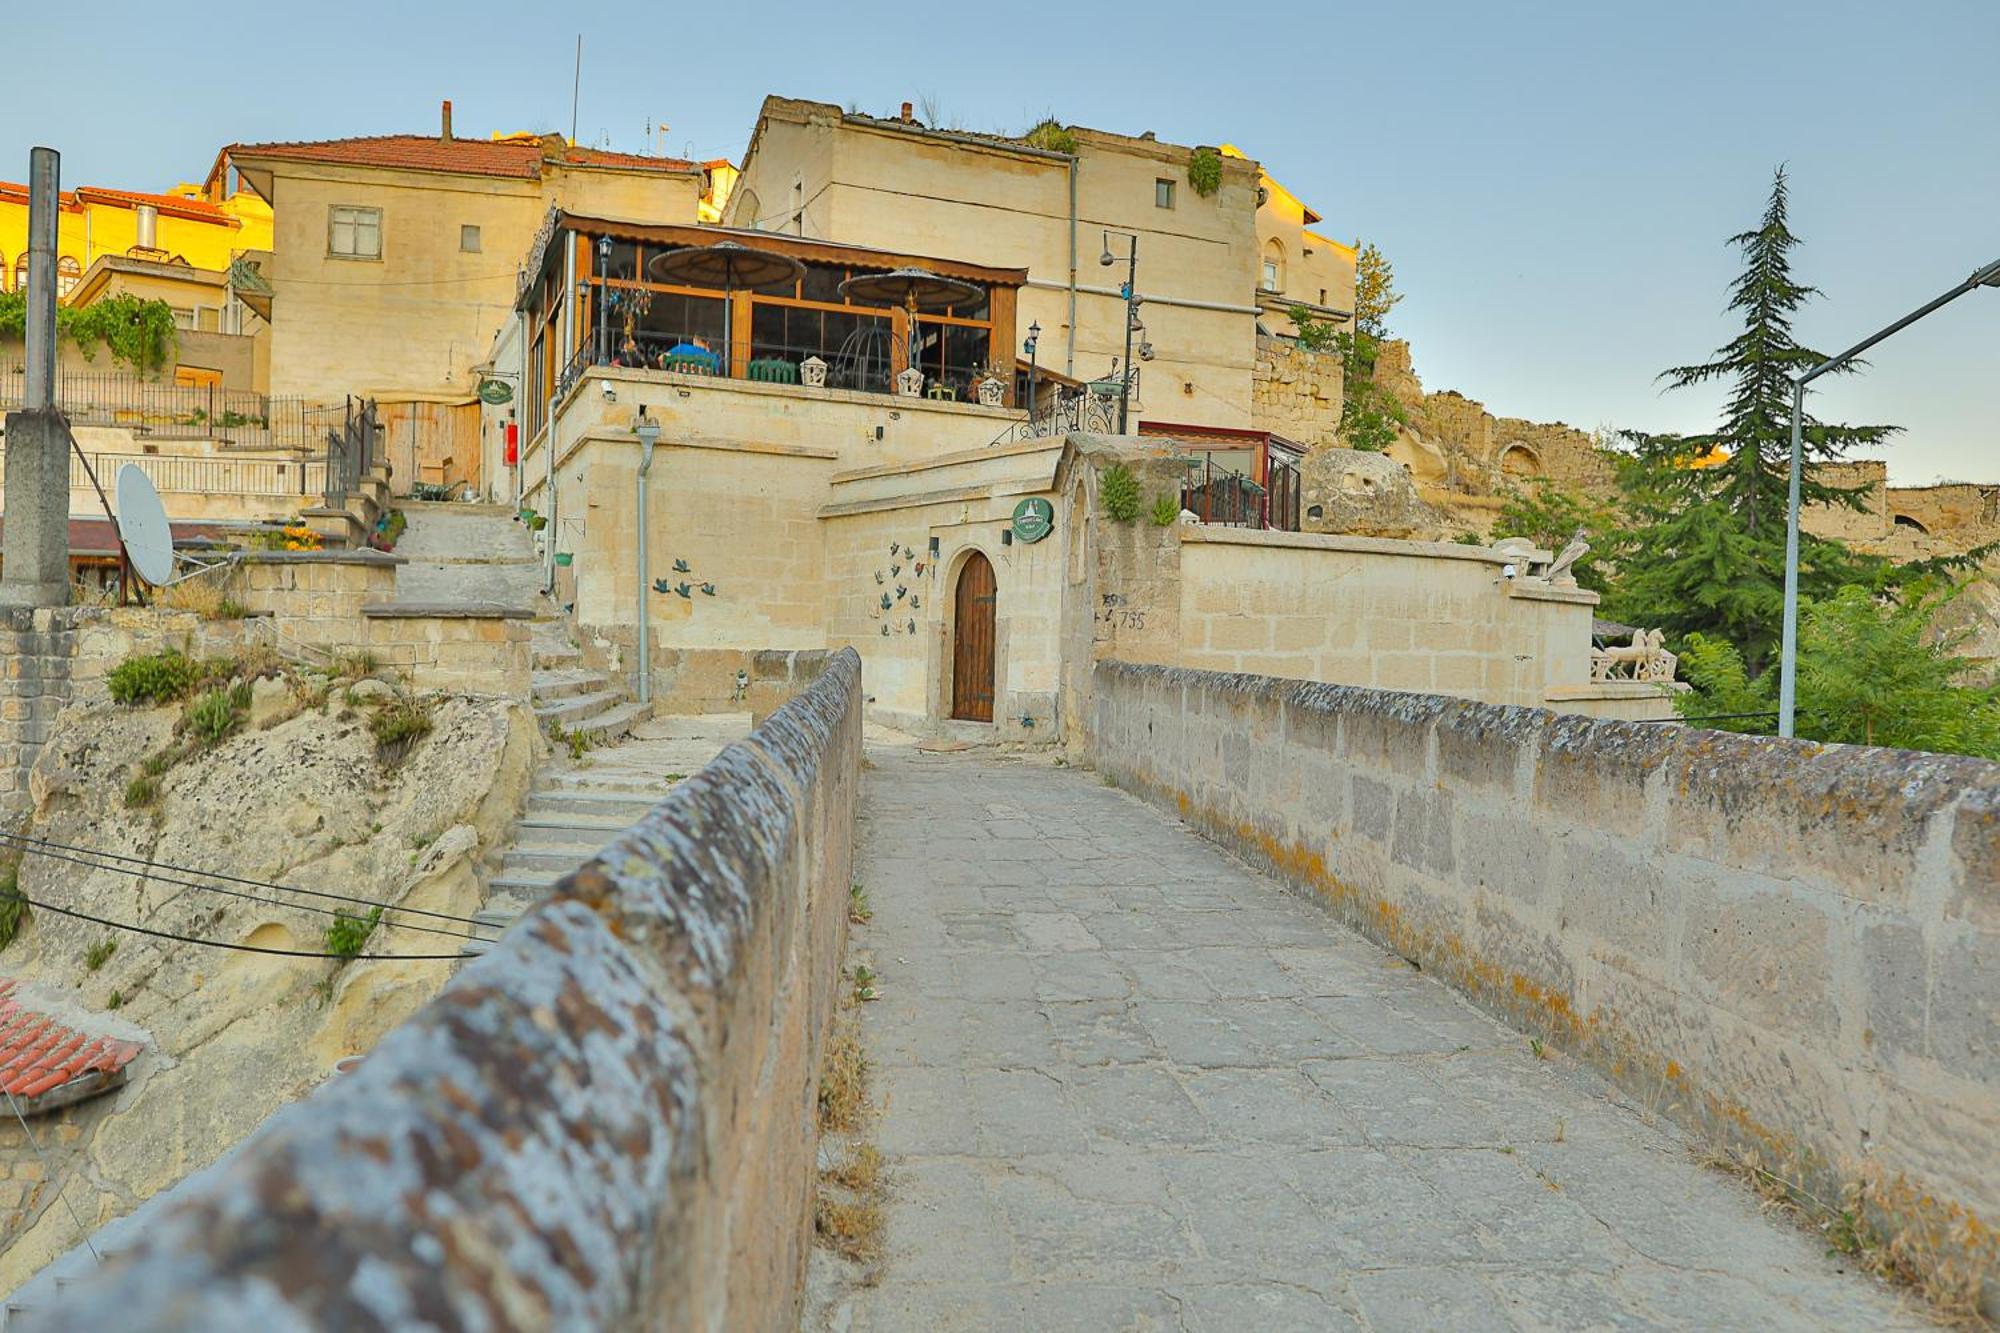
[826,742,1927,1331]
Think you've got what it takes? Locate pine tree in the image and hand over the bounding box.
[1603,168,1896,670]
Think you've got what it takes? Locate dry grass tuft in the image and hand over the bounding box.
[814,1194,885,1263]
[827,1144,882,1194]
[818,1018,870,1134]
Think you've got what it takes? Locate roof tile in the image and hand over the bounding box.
[227,134,695,181]
[0,983,144,1113]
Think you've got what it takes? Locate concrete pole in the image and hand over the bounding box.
[1,148,72,609]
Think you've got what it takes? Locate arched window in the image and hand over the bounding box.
[11,255,25,293]
[1893,514,1929,534]
[56,256,80,298]
[1261,239,1284,293]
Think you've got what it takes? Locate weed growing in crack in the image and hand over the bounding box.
[848,884,873,925]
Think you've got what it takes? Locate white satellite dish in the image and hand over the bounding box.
[114,464,175,586]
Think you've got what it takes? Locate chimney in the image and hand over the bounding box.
[900,101,913,124]
[441,100,454,141]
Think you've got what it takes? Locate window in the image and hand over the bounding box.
[460,224,481,253]
[1319,288,1327,305]
[1261,239,1284,293]
[170,307,197,330]
[328,205,382,259]
[56,256,80,298]
[1154,178,1176,209]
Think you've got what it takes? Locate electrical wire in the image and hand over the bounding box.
[0,837,496,945]
[15,894,474,962]
[2,1085,100,1264]
[0,831,500,932]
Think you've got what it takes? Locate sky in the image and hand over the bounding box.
[4,1,1994,483]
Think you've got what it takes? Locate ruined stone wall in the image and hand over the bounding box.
[1091,662,2000,1309]
[33,649,863,1331]
[1249,336,1343,446]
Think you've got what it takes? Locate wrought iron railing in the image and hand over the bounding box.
[1179,454,1300,531]
[323,398,381,508]
[0,359,340,452]
[988,374,1129,446]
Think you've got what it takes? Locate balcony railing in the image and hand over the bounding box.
[563,328,1007,405]
[0,360,342,453]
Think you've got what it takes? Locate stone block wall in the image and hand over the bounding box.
[0,609,76,825]
[35,649,864,1331]
[1249,335,1342,446]
[1092,661,2000,1305]
[650,646,838,722]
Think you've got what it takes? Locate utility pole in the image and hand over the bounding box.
[0,147,73,609]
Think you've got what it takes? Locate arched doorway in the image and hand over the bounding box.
[951,552,996,722]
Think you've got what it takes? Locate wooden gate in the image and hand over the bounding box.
[951,552,996,722]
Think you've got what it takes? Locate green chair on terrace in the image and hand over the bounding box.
[748,358,799,384]
[926,381,956,401]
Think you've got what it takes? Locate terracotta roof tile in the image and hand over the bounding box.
[0,980,144,1113]
[0,182,236,226]
[227,134,695,181]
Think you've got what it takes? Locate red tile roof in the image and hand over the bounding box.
[0,980,143,1112]
[0,182,236,227]
[225,134,696,181]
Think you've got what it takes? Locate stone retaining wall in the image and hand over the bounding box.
[31,648,863,1331]
[0,610,76,825]
[1091,660,2000,1305]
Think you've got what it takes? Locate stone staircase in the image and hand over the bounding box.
[470,715,746,947]
[529,628,648,745]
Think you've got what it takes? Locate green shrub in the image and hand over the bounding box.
[368,695,434,761]
[124,774,159,808]
[1149,493,1181,527]
[324,906,382,959]
[1021,119,1078,155]
[108,649,199,705]
[216,596,249,619]
[1099,465,1141,522]
[84,938,116,971]
[186,685,246,747]
[1186,146,1223,198]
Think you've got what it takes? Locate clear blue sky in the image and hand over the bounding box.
[5,1,1995,482]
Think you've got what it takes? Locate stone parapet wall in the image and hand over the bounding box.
[648,646,838,722]
[32,649,864,1331]
[1091,661,2000,1306]
[1249,335,1342,447]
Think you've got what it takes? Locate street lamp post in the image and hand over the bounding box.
[1023,320,1040,431]
[595,235,613,368]
[1100,231,1140,432]
[1778,255,2000,738]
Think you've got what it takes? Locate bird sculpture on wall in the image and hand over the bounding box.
[673,558,690,573]
[913,560,925,576]
[905,618,916,635]
[895,584,908,600]
[874,570,885,584]
[674,582,692,599]
[700,582,716,596]
[880,623,890,636]
[889,542,902,557]
[890,563,901,577]
[652,577,673,594]
[1545,528,1590,585]
[879,592,893,611]
[909,594,921,610]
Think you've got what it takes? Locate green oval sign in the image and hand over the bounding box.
[478,379,514,405]
[1012,497,1054,544]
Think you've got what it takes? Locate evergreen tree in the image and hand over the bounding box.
[1603,168,1896,670]
[1332,242,1409,453]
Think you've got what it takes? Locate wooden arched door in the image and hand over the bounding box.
[951,552,996,722]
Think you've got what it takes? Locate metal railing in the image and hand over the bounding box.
[323,397,381,508]
[990,376,1126,446]
[1179,454,1300,531]
[67,450,326,497]
[0,359,340,452]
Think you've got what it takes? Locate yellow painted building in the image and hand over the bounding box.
[0,179,270,298]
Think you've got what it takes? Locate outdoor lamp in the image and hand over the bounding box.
[1139,341,1156,362]
[597,234,612,264]
[1099,244,1115,267]
[1979,258,2000,287]
[1024,321,1040,355]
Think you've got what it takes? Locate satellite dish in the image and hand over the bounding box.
[114,464,175,586]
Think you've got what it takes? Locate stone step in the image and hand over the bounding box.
[487,869,564,897]
[527,791,661,822]
[512,818,629,848]
[533,689,626,727]
[535,769,678,797]
[532,644,583,670]
[530,668,607,703]
[500,846,592,875]
[561,701,649,744]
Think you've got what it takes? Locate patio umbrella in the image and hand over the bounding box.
[838,268,982,388]
[646,241,805,372]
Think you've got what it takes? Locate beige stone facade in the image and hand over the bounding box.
[727,97,1269,429]
[212,114,704,405]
